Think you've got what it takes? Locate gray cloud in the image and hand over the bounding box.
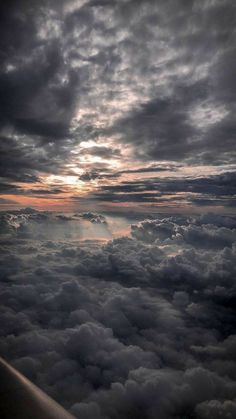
[0,1,80,185]
[0,3,235,416]
[89,172,236,208]
[79,165,178,182]
[0,209,236,418]
[0,0,235,188]
[79,146,121,158]
[0,0,77,139]
[107,0,236,165]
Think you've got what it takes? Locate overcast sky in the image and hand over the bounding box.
[0,0,235,213]
[1,3,236,417]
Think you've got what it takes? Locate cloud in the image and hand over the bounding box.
[0,0,235,215]
[97,172,236,196]
[79,165,178,182]
[79,170,104,182]
[0,209,236,417]
[0,209,111,241]
[77,212,107,224]
[107,0,236,165]
[0,1,80,187]
[0,197,18,205]
[195,399,236,419]
[0,134,72,186]
[111,93,199,161]
[131,216,236,249]
[0,0,235,416]
[0,0,235,179]
[89,172,236,209]
[79,146,121,159]
[0,1,78,139]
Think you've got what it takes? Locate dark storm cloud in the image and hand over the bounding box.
[0,210,236,418]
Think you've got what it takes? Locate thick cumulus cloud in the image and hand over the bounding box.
[0,209,236,418]
[131,215,236,249]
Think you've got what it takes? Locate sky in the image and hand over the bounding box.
[0,3,236,419]
[0,0,235,214]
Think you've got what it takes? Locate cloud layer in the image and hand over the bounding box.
[0,210,236,418]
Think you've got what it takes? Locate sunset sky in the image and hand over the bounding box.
[0,0,235,214]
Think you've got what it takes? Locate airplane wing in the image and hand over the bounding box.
[0,357,76,419]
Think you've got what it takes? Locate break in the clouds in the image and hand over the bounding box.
[0,210,236,418]
[0,0,235,212]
